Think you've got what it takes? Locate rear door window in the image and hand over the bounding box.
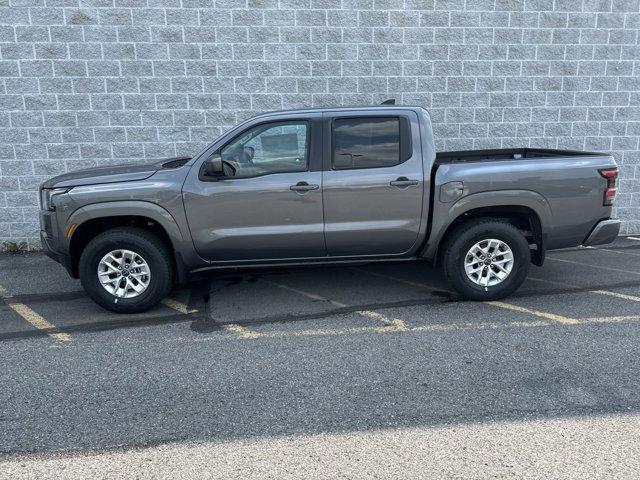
[332,117,400,170]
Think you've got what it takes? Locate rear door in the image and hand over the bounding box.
[322,110,424,256]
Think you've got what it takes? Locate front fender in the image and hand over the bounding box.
[422,189,553,260]
[67,200,185,245]
[62,200,193,282]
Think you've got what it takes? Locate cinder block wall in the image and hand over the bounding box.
[0,0,639,246]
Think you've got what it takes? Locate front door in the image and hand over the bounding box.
[322,112,425,256]
[183,116,325,262]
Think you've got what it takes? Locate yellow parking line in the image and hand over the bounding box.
[0,286,71,342]
[171,318,552,343]
[627,237,640,241]
[411,319,551,332]
[591,290,640,303]
[353,268,579,324]
[582,315,640,323]
[180,324,425,342]
[161,298,198,314]
[357,310,408,331]
[161,296,259,339]
[170,310,640,343]
[249,325,376,339]
[222,323,262,339]
[485,301,580,325]
[263,277,410,330]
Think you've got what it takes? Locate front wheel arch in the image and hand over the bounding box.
[69,215,176,279]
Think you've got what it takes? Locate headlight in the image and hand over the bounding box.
[40,188,70,211]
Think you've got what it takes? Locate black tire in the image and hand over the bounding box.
[79,227,173,313]
[441,219,530,301]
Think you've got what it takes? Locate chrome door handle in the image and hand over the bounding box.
[290,182,319,192]
[390,177,419,188]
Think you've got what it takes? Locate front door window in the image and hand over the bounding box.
[220,121,309,179]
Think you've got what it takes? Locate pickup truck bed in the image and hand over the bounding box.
[436,148,606,164]
[427,146,618,261]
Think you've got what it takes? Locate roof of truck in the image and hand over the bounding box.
[254,104,425,117]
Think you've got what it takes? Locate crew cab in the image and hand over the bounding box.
[39,105,620,313]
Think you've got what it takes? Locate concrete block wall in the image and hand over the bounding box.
[0,0,639,246]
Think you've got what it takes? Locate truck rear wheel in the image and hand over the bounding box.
[79,227,173,313]
[441,219,530,301]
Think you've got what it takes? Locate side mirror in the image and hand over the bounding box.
[203,154,224,177]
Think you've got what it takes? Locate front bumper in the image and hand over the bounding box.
[40,230,74,276]
[40,209,75,277]
[583,219,621,246]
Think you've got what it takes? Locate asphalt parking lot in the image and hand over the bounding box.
[2,237,640,478]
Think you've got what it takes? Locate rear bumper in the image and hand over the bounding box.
[583,219,621,247]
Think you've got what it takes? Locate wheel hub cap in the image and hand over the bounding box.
[98,249,150,299]
[464,239,514,287]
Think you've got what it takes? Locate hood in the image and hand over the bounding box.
[41,157,191,189]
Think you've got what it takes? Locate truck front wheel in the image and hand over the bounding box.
[79,227,173,313]
[441,219,530,301]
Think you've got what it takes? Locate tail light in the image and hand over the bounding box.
[599,168,618,206]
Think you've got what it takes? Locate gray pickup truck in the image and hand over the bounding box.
[39,105,620,313]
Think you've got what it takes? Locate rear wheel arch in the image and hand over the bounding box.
[425,190,551,265]
[437,205,544,265]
